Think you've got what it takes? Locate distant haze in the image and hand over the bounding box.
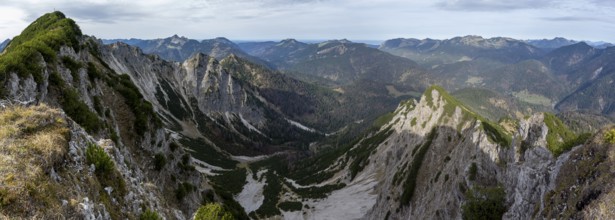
[0,0,613,42]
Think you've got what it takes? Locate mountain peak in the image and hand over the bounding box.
[419,85,512,146]
[168,34,188,42]
[279,38,301,45]
[551,41,594,54]
[338,39,352,44]
[526,37,578,49]
[0,11,82,86]
[4,11,81,51]
[572,41,591,47]
[281,38,298,43]
[553,37,569,41]
[186,52,210,61]
[276,38,306,48]
[213,37,232,42]
[208,37,236,46]
[223,53,240,61]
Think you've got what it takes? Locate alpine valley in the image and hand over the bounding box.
[1,12,615,220]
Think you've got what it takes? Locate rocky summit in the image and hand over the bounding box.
[0,11,614,220]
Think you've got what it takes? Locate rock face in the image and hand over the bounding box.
[98,41,331,157]
[103,44,265,125]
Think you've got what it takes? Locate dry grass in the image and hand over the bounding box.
[0,104,69,216]
[586,188,615,219]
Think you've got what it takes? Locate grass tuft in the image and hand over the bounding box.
[0,104,69,215]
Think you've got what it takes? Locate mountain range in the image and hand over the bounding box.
[1,11,615,219]
[237,39,425,87]
[379,36,615,117]
[103,35,271,68]
[526,37,614,50]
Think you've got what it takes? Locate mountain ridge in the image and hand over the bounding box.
[103,35,272,67]
[239,38,424,86]
[0,11,205,218]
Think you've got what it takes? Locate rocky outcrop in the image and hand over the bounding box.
[0,103,201,219]
[542,127,615,219]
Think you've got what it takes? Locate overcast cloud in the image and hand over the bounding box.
[0,0,613,42]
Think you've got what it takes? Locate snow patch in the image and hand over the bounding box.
[285,177,340,189]
[304,173,379,220]
[231,154,272,163]
[281,211,304,220]
[192,158,227,175]
[286,119,318,133]
[238,114,265,135]
[591,66,603,80]
[236,169,267,213]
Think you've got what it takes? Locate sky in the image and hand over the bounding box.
[0,0,614,43]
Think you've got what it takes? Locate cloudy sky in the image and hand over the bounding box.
[0,0,613,42]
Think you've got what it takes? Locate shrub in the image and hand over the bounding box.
[544,112,577,156]
[139,209,162,220]
[85,142,114,176]
[61,56,82,82]
[153,153,166,171]
[481,121,511,147]
[278,201,303,212]
[93,96,103,115]
[400,129,436,205]
[348,127,394,179]
[559,132,591,152]
[49,71,101,132]
[194,203,233,220]
[468,163,478,181]
[175,182,195,201]
[284,180,345,199]
[103,73,161,136]
[462,186,506,220]
[208,168,247,195]
[110,130,119,144]
[605,129,615,144]
[169,142,180,151]
[255,172,282,217]
[86,62,102,81]
[210,185,250,219]
[178,153,195,171]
